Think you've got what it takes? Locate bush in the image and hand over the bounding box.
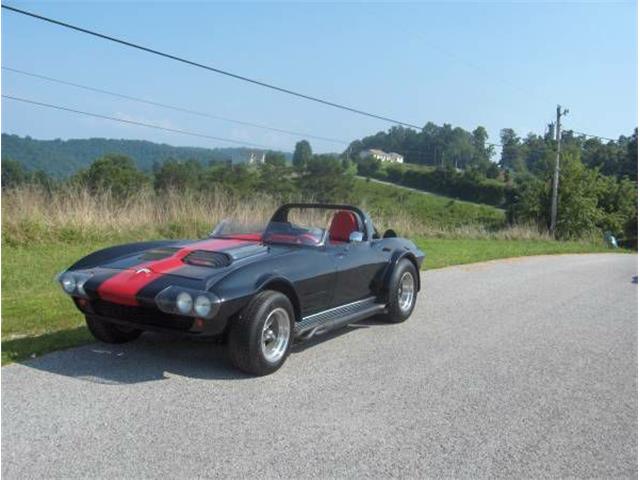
[368,163,506,207]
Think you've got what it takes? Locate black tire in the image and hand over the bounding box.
[383,258,418,323]
[85,316,143,344]
[228,290,294,376]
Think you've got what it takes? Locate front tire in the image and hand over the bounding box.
[383,258,418,323]
[228,291,294,376]
[85,316,142,344]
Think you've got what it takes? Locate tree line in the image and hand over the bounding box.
[2,140,355,204]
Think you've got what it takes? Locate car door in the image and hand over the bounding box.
[290,247,339,316]
[328,239,388,307]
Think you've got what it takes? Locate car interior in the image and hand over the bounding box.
[261,209,365,247]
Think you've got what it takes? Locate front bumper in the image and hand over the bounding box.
[76,298,229,336]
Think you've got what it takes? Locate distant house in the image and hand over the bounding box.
[359,149,404,164]
[231,150,266,165]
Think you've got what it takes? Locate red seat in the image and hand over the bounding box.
[329,210,359,243]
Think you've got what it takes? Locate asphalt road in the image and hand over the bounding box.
[2,254,637,479]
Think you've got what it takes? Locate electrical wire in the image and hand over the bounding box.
[566,130,619,143]
[2,68,501,154]
[2,4,422,130]
[2,94,276,149]
[2,66,349,145]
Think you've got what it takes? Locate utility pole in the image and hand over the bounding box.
[550,105,568,236]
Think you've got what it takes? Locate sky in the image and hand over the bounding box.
[1,1,637,156]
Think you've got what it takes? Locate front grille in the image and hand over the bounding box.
[91,300,194,331]
[183,250,231,268]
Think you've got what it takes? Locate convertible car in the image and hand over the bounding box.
[58,204,425,375]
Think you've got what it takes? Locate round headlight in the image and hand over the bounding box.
[61,274,76,294]
[194,295,212,318]
[176,292,193,314]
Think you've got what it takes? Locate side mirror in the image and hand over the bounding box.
[349,231,364,243]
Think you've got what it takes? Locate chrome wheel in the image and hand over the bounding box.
[261,307,290,363]
[397,271,415,313]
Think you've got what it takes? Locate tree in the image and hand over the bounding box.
[499,129,525,171]
[1,158,29,188]
[299,155,353,202]
[506,148,637,240]
[207,164,259,196]
[264,151,287,167]
[258,157,294,198]
[74,154,149,198]
[553,151,602,239]
[469,126,494,173]
[292,140,312,171]
[485,162,501,179]
[356,155,381,177]
[622,128,638,181]
[154,159,204,191]
[521,133,553,176]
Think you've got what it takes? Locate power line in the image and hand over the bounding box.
[2,66,349,145]
[565,130,619,143]
[2,4,422,130]
[2,94,277,150]
[2,69,501,155]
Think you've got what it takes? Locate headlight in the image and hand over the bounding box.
[176,292,193,314]
[155,286,220,319]
[61,274,76,293]
[194,295,212,317]
[57,271,93,297]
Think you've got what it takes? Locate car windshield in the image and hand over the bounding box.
[262,221,325,246]
[211,209,335,247]
[210,219,265,242]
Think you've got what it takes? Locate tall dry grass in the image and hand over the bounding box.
[1,184,552,246]
[2,185,279,245]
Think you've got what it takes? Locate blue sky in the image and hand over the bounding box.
[1,1,637,155]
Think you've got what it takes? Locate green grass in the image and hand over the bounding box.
[353,178,506,231]
[1,241,115,364]
[415,238,612,269]
[1,237,617,365]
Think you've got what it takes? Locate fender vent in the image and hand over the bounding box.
[183,250,231,268]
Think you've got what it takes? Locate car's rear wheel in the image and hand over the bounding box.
[383,258,418,323]
[228,290,294,376]
[85,316,143,343]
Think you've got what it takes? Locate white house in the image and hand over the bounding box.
[231,150,266,165]
[359,149,404,164]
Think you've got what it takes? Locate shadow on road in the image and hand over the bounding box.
[13,321,379,385]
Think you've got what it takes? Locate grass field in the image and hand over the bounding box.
[1,237,613,365]
[353,178,506,234]
[2,180,515,248]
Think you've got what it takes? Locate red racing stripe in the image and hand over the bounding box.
[97,238,254,306]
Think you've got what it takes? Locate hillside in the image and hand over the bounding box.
[0,134,290,177]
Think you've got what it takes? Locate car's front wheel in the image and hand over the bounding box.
[85,316,143,343]
[228,290,294,376]
[383,258,418,323]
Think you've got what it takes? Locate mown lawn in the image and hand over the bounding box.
[1,238,616,364]
[414,238,612,269]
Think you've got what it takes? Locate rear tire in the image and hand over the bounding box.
[85,316,143,344]
[383,258,418,323]
[228,290,294,376]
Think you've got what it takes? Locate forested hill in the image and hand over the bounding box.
[0,134,290,177]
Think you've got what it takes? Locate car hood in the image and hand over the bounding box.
[100,238,268,274]
[88,238,274,305]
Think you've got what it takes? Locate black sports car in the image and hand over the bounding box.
[58,203,425,375]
